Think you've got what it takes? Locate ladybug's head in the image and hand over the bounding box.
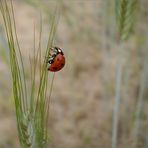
[52,46,64,55]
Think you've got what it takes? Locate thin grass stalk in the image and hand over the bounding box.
[0,1,32,147]
[29,22,36,114]
[34,5,59,117]
[5,0,28,113]
[7,0,26,115]
[32,5,59,148]
[0,0,25,116]
[132,70,145,148]
[38,12,42,80]
[144,133,148,148]
[45,73,55,121]
[112,0,138,147]
[10,0,28,109]
[112,46,124,148]
[131,48,148,148]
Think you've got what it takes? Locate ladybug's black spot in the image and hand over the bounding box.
[57,58,60,61]
[53,67,58,71]
[61,63,64,67]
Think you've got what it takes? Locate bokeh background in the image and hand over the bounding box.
[0,0,148,148]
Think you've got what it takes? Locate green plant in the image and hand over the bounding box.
[115,0,138,40]
[112,0,138,148]
[0,0,59,147]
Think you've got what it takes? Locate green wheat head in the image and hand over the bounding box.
[115,0,138,40]
[0,0,59,147]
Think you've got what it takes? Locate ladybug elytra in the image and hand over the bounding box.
[47,46,65,72]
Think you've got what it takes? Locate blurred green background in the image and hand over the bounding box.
[0,0,148,148]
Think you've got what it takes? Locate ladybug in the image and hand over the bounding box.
[47,46,65,72]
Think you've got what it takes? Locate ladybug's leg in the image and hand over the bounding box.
[50,47,59,54]
[46,54,56,64]
[46,57,54,64]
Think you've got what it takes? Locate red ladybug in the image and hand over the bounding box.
[47,47,65,72]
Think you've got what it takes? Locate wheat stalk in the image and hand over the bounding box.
[0,0,59,147]
[112,0,138,148]
[116,0,138,40]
